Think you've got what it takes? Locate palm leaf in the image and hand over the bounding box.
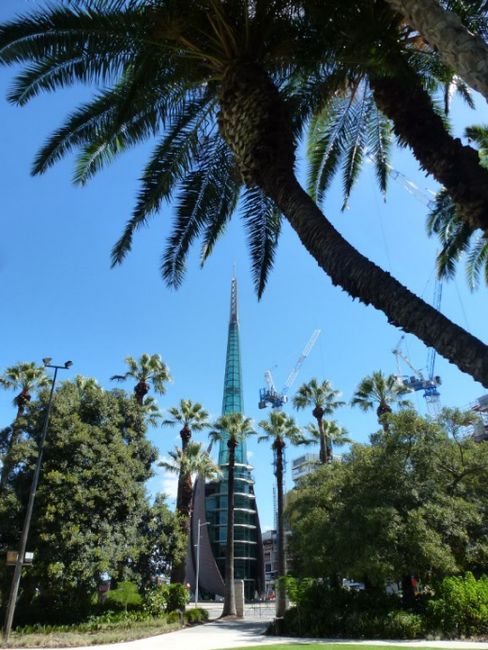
[162,135,240,288]
[111,93,214,266]
[240,187,282,298]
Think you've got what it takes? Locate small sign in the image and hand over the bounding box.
[6,551,18,566]
[6,551,34,566]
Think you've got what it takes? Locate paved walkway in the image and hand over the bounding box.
[14,606,488,650]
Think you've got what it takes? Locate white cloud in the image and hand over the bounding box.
[156,455,179,503]
[247,450,254,461]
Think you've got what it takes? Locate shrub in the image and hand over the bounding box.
[184,608,209,625]
[105,582,142,611]
[143,585,169,616]
[427,572,488,637]
[166,583,190,612]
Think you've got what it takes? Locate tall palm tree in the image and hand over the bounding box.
[111,353,171,405]
[209,412,255,617]
[304,420,351,462]
[160,441,220,583]
[351,370,412,431]
[0,362,49,491]
[384,0,488,101]
[162,400,210,582]
[1,2,488,385]
[258,410,304,617]
[293,378,344,464]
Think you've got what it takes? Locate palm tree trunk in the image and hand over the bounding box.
[377,401,392,432]
[317,418,327,464]
[171,471,193,584]
[275,439,286,618]
[369,57,488,235]
[218,62,488,388]
[273,176,488,386]
[384,0,488,102]
[222,439,237,617]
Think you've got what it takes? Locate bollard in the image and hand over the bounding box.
[234,580,245,618]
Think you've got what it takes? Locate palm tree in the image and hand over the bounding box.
[163,399,210,452]
[1,2,488,385]
[111,353,171,405]
[0,362,49,491]
[209,412,255,617]
[302,1,488,236]
[258,410,304,617]
[427,125,488,290]
[162,400,210,582]
[304,420,351,462]
[160,441,220,583]
[384,0,488,101]
[351,370,412,431]
[293,378,344,464]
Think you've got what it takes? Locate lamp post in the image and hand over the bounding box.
[2,359,73,643]
[194,519,209,607]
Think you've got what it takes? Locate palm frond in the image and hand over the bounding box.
[466,234,488,290]
[111,93,214,266]
[240,187,281,298]
[307,93,353,204]
[341,84,371,209]
[162,135,240,288]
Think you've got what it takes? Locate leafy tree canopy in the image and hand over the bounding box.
[0,378,182,623]
[287,409,488,587]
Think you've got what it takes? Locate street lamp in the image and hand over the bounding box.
[2,359,73,643]
[194,519,209,607]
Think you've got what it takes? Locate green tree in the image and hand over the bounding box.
[111,353,171,405]
[134,493,187,587]
[293,378,344,463]
[210,412,255,617]
[304,420,351,462]
[0,362,49,492]
[0,378,164,624]
[159,441,220,583]
[258,410,304,617]
[351,370,412,430]
[1,2,488,384]
[287,409,488,595]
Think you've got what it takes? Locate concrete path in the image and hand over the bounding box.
[14,605,488,650]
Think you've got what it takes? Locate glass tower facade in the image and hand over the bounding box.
[205,277,264,599]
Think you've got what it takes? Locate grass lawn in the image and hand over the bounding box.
[224,646,458,650]
[1,619,181,647]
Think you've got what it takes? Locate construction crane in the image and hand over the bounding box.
[258,329,321,410]
[371,156,443,417]
[392,279,442,417]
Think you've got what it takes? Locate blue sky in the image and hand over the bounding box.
[1,0,487,531]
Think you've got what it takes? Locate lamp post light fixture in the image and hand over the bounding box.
[194,519,209,607]
[2,359,73,643]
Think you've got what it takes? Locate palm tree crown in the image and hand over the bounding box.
[0,361,49,413]
[293,378,344,463]
[163,399,209,449]
[351,370,412,428]
[111,353,171,404]
[304,420,351,462]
